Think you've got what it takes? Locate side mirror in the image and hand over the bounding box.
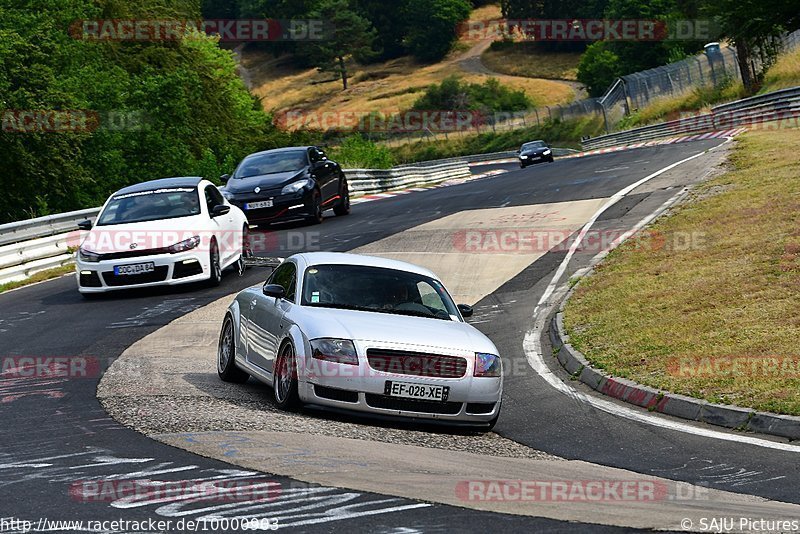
[77,220,92,230]
[211,204,230,217]
[457,304,473,318]
[220,174,231,184]
[263,283,286,299]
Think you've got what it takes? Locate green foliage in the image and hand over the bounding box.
[412,76,532,113]
[301,0,380,90]
[328,135,395,169]
[403,0,472,62]
[0,0,290,224]
[576,43,623,97]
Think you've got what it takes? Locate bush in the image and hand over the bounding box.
[412,76,532,113]
[404,0,472,62]
[329,135,395,169]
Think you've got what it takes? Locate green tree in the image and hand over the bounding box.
[576,42,623,96]
[702,0,800,93]
[302,0,380,89]
[403,0,471,62]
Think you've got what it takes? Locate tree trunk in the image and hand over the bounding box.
[735,40,755,94]
[338,56,348,90]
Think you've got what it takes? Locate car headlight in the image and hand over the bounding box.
[168,236,201,253]
[221,190,234,200]
[520,155,528,159]
[543,149,552,155]
[310,338,358,365]
[281,179,313,195]
[474,352,501,377]
[78,247,101,263]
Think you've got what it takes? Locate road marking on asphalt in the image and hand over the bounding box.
[594,166,629,173]
[524,138,800,453]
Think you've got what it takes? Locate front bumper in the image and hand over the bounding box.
[229,191,313,225]
[75,250,209,293]
[297,342,502,424]
[519,154,550,165]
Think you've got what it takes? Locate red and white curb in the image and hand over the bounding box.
[573,128,748,157]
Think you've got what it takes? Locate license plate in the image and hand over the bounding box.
[384,381,449,402]
[245,200,273,210]
[531,156,541,160]
[114,262,155,276]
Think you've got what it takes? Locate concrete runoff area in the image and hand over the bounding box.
[98,293,800,531]
[354,198,608,305]
[98,187,800,530]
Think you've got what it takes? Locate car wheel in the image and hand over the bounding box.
[273,341,300,410]
[217,314,249,383]
[333,179,350,216]
[208,240,222,286]
[519,163,526,169]
[306,190,323,225]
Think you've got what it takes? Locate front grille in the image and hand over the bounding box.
[366,349,467,378]
[365,394,462,415]
[79,271,102,287]
[173,259,203,279]
[314,385,359,403]
[101,266,169,286]
[97,248,171,261]
[466,402,496,414]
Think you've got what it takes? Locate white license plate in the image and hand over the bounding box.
[114,262,155,276]
[245,200,273,210]
[384,381,449,402]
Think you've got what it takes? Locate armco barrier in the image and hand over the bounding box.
[0,160,473,286]
[582,86,800,150]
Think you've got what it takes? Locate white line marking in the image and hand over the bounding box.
[524,138,800,453]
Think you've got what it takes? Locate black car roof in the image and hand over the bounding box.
[114,177,203,195]
[243,146,315,159]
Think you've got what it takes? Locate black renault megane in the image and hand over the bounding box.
[220,146,350,226]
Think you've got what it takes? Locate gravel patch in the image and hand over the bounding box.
[99,293,556,462]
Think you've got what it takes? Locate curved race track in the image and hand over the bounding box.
[2,138,798,533]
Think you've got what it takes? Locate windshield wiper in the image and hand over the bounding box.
[307,303,375,313]
[385,309,438,319]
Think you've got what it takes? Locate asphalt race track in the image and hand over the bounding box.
[2,139,797,532]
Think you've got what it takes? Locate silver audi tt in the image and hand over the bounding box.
[217,252,502,430]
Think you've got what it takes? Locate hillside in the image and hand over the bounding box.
[240,4,578,123]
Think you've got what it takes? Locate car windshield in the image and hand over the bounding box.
[522,141,546,150]
[302,264,461,321]
[96,188,201,225]
[235,151,308,178]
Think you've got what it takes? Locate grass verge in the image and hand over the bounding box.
[564,129,800,415]
[761,46,800,93]
[0,264,74,294]
[619,80,746,129]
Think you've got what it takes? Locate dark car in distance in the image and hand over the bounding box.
[220,146,350,226]
[518,140,554,168]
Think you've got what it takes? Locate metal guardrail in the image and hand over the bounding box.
[581,86,800,150]
[0,161,474,286]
